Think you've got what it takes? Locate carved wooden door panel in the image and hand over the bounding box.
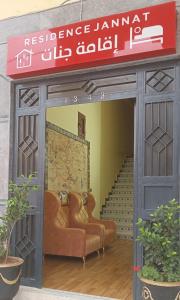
[135,66,179,299]
[12,85,45,287]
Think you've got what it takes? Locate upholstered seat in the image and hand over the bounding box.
[68,192,105,248]
[43,191,101,262]
[86,193,117,248]
[68,192,105,249]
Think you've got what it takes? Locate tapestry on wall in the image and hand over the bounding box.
[46,122,90,197]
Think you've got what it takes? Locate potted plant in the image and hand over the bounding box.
[0,174,38,300]
[136,199,180,300]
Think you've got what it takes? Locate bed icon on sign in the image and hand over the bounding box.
[129,25,164,49]
[16,49,33,69]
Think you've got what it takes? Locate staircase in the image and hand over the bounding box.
[101,157,134,240]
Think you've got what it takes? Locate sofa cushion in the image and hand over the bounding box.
[85,234,100,255]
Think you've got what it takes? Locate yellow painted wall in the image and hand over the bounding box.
[100,100,134,204]
[0,0,78,20]
[47,100,134,215]
[46,102,102,217]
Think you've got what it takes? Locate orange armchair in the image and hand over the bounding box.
[43,191,101,262]
[86,193,117,248]
[68,192,105,249]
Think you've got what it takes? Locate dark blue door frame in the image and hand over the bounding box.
[11,60,180,299]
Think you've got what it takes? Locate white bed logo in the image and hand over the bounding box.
[130,25,163,49]
[16,49,33,69]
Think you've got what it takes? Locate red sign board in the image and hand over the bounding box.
[7,2,176,79]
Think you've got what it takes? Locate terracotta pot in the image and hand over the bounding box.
[140,277,180,300]
[0,256,24,300]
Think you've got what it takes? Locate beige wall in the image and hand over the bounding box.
[46,102,102,217]
[100,100,134,204]
[0,0,79,20]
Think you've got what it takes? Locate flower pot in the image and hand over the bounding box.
[140,277,180,300]
[0,256,24,300]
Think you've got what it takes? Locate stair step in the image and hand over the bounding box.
[117,220,133,226]
[114,187,133,192]
[124,157,133,160]
[102,208,133,213]
[114,183,133,187]
[118,176,133,180]
[101,212,133,219]
[117,224,133,231]
[106,203,133,208]
[101,157,134,241]
[118,233,133,240]
[122,165,133,169]
[107,200,133,205]
[111,193,133,197]
[118,173,133,178]
[101,216,133,222]
[115,181,133,185]
[112,188,133,191]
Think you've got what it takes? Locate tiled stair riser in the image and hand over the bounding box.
[101,157,134,240]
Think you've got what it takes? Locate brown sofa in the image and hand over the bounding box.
[86,193,117,248]
[68,192,105,248]
[43,191,101,262]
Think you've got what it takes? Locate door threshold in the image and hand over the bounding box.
[14,286,119,300]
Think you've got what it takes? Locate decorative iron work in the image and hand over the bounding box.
[146,69,174,93]
[15,235,35,259]
[19,88,39,108]
[18,135,38,158]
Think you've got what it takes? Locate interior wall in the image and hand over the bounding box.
[46,102,101,217]
[100,100,134,205]
[46,100,134,216]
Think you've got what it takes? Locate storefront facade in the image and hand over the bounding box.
[0,1,180,299]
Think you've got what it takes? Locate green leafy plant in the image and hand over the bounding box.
[0,174,38,263]
[136,199,180,282]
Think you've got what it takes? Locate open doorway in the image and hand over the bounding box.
[43,98,135,300]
